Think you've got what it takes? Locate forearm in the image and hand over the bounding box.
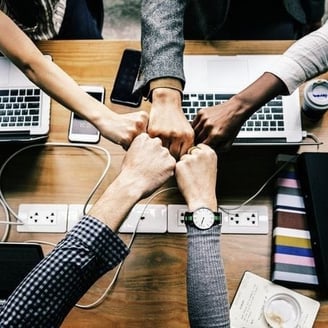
[268,21,328,94]
[0,11,114,129]
[88,172,144,231]
[137,0,186,95]
[228,72,288,120]
[24,55,114,126]
[186,226,230,328]
[0,216,129,328]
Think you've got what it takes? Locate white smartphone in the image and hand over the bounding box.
[68,85,104,143]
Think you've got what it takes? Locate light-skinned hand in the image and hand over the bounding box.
[176,144,218,212]
[96,110,149,149]
[120,132,176,199]
[148,88,194,159]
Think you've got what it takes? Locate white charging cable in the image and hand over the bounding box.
[0,142,111,240]
[75,186,178,309]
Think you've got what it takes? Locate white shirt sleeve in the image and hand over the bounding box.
[268,22,328,94]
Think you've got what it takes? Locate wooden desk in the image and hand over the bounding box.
[1,40,328,327]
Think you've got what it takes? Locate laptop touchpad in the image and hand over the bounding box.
[207,58,250,91]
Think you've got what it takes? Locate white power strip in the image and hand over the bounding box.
[17,203,269,234]
[17,204,68,233]
[67,204,167,233]
[167,204,269,234]
[67,204,93,231]
[118,204,167,233]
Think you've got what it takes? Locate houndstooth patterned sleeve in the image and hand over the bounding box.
[0,215,129,328]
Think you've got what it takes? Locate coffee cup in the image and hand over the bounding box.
[303,79,328,121]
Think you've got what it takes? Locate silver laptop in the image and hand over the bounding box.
[0,55,51,143]
[183,54,303,145]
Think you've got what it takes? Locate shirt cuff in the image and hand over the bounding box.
[186,224,222,236]
[147,78,183,102]
[68,215,130,270]
[267,56,307,95]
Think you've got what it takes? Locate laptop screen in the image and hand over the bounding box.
[0,243,44,301]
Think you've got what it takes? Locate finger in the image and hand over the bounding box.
[191,109,203,128]
[195,126,209,144]
[187,145,201,155]
[169,144,181,160]
[158,135,170,149]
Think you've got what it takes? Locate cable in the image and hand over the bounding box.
[0,137,321,306]
[75,186,178,309]
[304,132,322,151]
[77,153,311,308]
[219,154,299,214]
[77,144,322,308]
[24,239,57,248]
[0,196,10,241]
[220,130,323,214]
[0,142,111,228]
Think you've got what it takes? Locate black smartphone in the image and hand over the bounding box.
[0,242,44,300]
[68,85,104,143]
[110,49,142,108]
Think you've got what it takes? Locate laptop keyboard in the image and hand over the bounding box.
[0,87,42,128]
[182,93,285,132]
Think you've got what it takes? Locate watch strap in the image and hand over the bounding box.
[184,211,222,226]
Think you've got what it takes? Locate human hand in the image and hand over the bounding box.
[192,100,247,151]
[193,72,289,151]
[97,110,149,149]
[120,133,176,200]
[148,88,194,159]
[176,144,218,212]
[89,133,175,231]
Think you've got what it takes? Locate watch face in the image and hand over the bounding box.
[193,208,215,230]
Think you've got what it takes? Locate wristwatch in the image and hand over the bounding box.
[184,207,221,230]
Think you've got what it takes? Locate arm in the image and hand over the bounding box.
[137,0,186,94]
[175,144,230,327]
[0,11,148,149]
[193,21,328,151]
[136,0,194,159]
[269,21,328,94]
[193,72,288,150]
[0,133,176,328]
[148,87,194,159]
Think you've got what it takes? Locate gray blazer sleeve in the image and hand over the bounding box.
[135,0,186,96]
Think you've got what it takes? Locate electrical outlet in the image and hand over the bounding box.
[17,204,68,233]
[167,204,188,233]
[119,204,167,233]
[224,210,258,226]
[220,205,269,234]
[67,204,93,231]
[167,204,269,234]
